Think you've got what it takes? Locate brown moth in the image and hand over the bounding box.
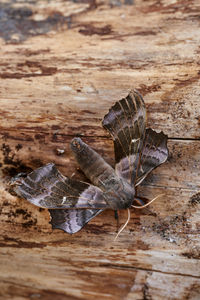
[12,90,168,234]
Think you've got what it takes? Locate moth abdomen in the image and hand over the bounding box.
[70,137,115,188]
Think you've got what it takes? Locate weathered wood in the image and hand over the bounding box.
[0,0,200,299]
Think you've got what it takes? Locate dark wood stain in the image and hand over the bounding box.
[181,250,200,260]
[0,64,57,79]
[142,283,152,300]
[11,48,51,57]
[172,72,200,88]
[134,30,157,36]
[1,236,46,249]
[2,132,34,142]
[140,0,198,14]
[15,144,23,151]
[183,283,200,300]
[79,24,112,36]
[138,84,161,96]
[85,224,109,235]
[189,192,200,206]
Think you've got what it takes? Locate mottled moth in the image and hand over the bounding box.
[12,90,168,234]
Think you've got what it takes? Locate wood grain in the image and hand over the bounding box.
[0,0,200,299]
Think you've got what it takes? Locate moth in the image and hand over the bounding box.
[12,90,168,234]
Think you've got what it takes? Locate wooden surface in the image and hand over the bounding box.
[0,0,200,299]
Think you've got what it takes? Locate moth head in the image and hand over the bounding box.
[71,137,85,153]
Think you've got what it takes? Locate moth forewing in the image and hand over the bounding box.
[103,90,147,186]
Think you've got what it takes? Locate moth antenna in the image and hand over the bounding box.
[131,194,165,209]
[114,208,130,241]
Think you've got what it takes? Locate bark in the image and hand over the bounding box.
[0,0,200,299]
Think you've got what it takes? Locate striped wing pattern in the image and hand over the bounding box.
[102,90,146,185]
[15,163,107,209]
[136,128,169,186]
[14,163,107,233]
[103,90,168,187]
[49,208,103,234]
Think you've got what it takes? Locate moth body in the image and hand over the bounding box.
[12,90,169,234]
[71,137,135,209]
[102,177,135,210]
[71,137,115,189]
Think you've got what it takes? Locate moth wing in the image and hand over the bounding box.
[13,163,108,209]
[102,90,146,185]
[49,208,103,234]
[136,128,169,186]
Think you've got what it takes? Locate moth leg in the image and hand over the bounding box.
[114,210,119,219]
[132,196,146,207]
[114,210,120,231]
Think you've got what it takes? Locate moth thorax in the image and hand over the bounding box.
[105,179,135,210]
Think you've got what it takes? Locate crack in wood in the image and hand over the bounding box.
[100,263,200,279]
